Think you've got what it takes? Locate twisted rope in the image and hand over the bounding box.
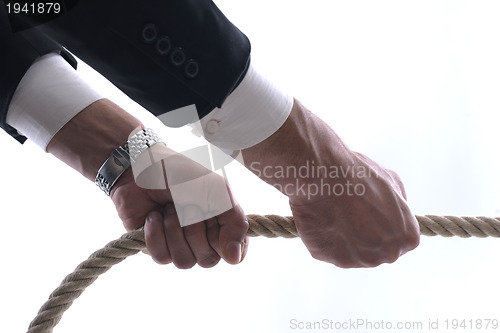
[27,214,500,333]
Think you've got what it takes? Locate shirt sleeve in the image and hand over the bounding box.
[6,52,105,151]
[7,53,291,153]
[191,61,294,152]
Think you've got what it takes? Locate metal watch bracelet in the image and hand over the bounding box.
[95,128,163,195]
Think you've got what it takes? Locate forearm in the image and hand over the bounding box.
[46,99,143,181]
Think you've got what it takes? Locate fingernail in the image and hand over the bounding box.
[227,242,242,264]
[241,237,249,262]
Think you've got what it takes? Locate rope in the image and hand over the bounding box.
[27,214,500,333]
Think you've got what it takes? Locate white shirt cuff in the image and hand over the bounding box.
[6,52,105,151]
[191,61,293,151]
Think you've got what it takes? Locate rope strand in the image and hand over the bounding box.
[27,214,500,333]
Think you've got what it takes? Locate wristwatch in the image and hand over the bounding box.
[95,128,163,195]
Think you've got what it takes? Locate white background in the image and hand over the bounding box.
[2,1,500,332]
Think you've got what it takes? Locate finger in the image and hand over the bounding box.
[241,236,250,262]
[144,211,172,265]
[163,203,196,269]
[206,217,221,256]
[216,198,249,265]
[183,218,221,268]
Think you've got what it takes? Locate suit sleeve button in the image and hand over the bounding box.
[155,36,172,56]
[170,47,186,67]
[205,120,220,134]
[142,24,157,43]
[184,60,199,79]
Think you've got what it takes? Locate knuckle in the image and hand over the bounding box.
[174,259,196,270]
[382,247,402,264]
[153,254,172,265]
[361,237,414,267]
[198,253,221,268]
[122,220,137,232]
[309,249,357,268]
[172,251,196,269]
[406,228,421,250]
[358,252,386,268]
[334,259,360,269]
[309,249,324,262]
[356,242,402,267]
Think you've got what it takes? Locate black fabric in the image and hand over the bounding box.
[0,1,76,143]
[0,0,251,142]
[4,0,80,33]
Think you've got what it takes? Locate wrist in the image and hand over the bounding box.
[47,99,143,181]
[242,99,355,199]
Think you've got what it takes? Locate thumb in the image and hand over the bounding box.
[216,203,249,264]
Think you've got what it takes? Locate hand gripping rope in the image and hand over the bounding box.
[27,214,500,333]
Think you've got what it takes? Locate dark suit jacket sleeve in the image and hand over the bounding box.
[0,0,251,143]
[0,1,78,143]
